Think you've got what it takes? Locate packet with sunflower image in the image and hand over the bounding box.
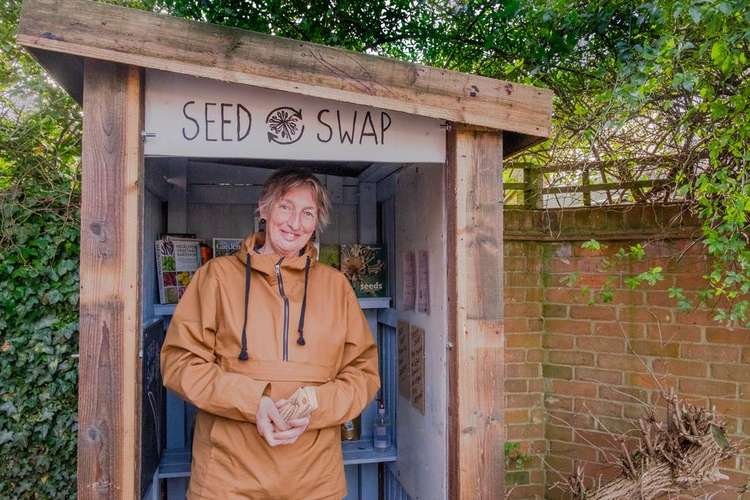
[340,244,386,298]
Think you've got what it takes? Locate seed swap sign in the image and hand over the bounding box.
[144,70,446,163]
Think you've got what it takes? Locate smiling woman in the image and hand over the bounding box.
[160,167,380,499]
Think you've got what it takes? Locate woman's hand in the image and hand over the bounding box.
[256,395,289,447]
[270,416,310,446]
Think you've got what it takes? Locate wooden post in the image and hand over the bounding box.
[79,60,143,499]
[523,165,542,209]
[447,125,504,499]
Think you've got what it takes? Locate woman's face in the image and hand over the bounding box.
[262,185,318,258]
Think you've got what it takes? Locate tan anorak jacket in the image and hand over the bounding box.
[161,232,380,499]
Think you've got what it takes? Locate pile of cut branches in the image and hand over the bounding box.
[559,389,738,500]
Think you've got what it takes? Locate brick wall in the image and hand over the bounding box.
[503,205,750,499]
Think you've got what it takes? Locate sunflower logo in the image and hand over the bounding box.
[266,107,304,145]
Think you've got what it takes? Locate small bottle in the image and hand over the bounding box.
[341,416,361,441]
[373,401,389,450]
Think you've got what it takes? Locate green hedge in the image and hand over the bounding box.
[0,189,80,499]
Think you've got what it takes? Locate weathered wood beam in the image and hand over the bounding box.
[79,60,143,500]
[17,0,552,137]
[447,125,505,499]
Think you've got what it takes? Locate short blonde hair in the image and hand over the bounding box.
[257,168,331,230]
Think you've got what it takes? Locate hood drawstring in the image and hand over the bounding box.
[239,253,311,360]
[296,256,312,346]
[239,253,252,361]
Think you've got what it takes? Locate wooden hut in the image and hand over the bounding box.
[17,0,553,498]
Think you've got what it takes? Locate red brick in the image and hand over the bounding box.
[739,384,750,399]
[505,379,528,393]
[743,348,750,364]
[682,344,740,363]
[679,378,736,398]
[577,274,613,288]
[544,394,573,411]
[527,318,544,331]
[525,288,542,303]
[506,363,540,378]
[505,408,530,424]
[545,424,572,442]
[505,272,540,287]
[507,423,544,440]
[552,380,597,398]
[526,349,544,362]
[618,306,674,323]
[548,350,595,366]
[543,334,574,349]
[593,321,644,338]
[548,440,599,462]
[505,302,543,318]
[653,359,708,377]
[506,393,542,408]
[576,429,619,450]
[547,409,595,429]
[545,319,592,335]
[542,303,568,318]
[645,290,679,307]
[623,403,660,420]
[505,349,526,362]
[627,372,676,391]
[676,309,721,326]
[507,485,544,499]
[672,273,710,289]
[570,305,617,321]
[645,323,702,343]
[712,363,750,383]
[577,336,625,353]
[596,416,637,435]
[504,318,530,334]
[504,256,528,270]
[575,367,622,385]
[547,257,576,273]
[528,379,544,392]
[574,398,623,418]
[506,334,542,348]
[544,287,591,305]
[706,327,750,345]
[606,290,644,306]
[599,385,649,404]
[597,353,648,372]
[543,364,573,380]
[628,340,679,358]
[544,455,573,474]
[504,286,528,302]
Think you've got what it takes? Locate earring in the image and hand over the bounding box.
[259,218,266,231]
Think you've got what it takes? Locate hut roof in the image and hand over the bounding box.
[17,0,553,156]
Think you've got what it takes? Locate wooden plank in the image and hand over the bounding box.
[17,0,552,137]
[358,163,402,183]
[358,182,377,244]
[446,126,504,499]
[79,60,143,500]
[166,158,187,233]
[186,185,263,205]
[187,161,274,185]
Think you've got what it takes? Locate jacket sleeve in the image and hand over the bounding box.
[160,264,269,423]
[309,281,381,430]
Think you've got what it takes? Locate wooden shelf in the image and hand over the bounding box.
[154,297,390,317]
[343,440,397,465]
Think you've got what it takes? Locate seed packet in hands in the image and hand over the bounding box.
[278,386,318,422]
